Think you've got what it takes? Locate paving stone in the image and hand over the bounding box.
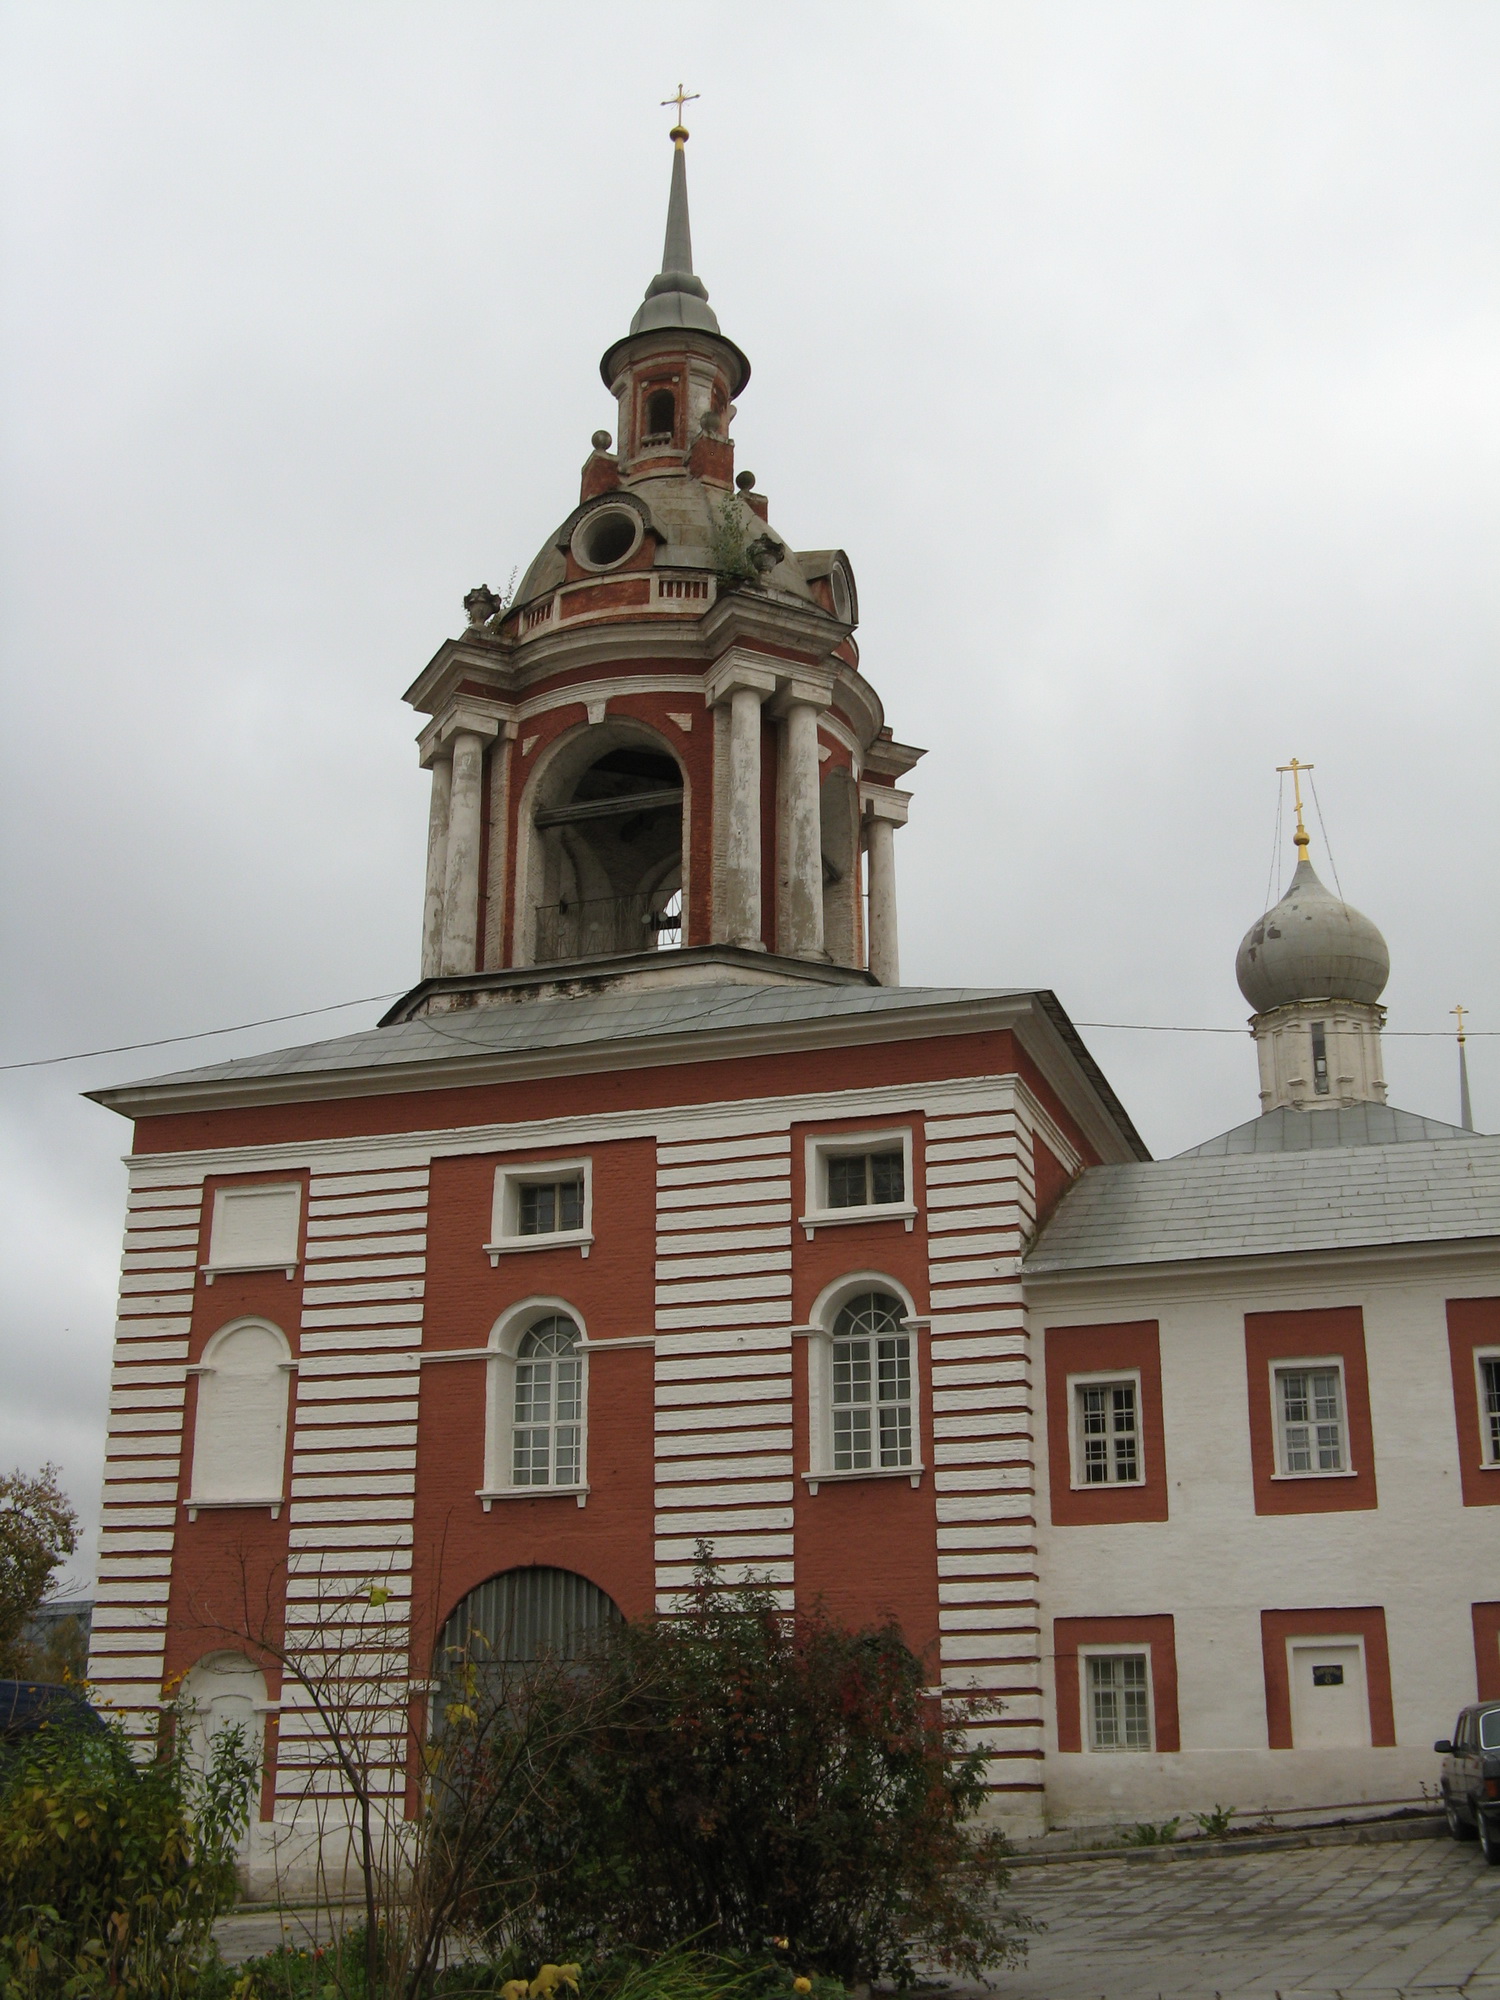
[971,1838,1500,2000]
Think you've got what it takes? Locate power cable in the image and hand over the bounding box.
[0,993,405,1073]
[1,1000,1492,1073]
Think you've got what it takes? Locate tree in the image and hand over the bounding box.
[478,1561,1034,1986]
[0,1465,79,1678]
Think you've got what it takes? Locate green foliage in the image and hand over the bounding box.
[1122,1816,1183,1847]
[707,500,760,588]
[0,1467,79,1676]
[0,1703,255,1998]
[463,1560,1031,1985]
[1191,1803,1236,1839]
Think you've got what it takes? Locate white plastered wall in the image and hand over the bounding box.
[1031,1249,1498,1830]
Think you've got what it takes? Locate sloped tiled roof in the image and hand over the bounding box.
[1177,1102,1476,1156]
[1024,1129,1500,1275]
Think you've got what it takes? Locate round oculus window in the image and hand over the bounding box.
[830,565,852,622]
[573,507,642,571]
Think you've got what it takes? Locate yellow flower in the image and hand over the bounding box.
[445,1702,478,1725]
[501,1981,530,2000]
[794,1981,813,1993]
[367,1585,391,1606]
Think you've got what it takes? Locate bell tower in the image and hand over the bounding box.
[391,117,922,1021]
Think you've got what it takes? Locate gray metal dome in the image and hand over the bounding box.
[1236,858,1390,1012]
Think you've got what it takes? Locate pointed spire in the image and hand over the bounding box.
[658,134,698,289]
[635,113,714,325]
[599,105,751,395]
[1454,1005,1476,1131]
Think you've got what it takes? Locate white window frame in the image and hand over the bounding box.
[202,1183,302,1283]
[800,1128,917,1239]
[184,1317,296,1520]
[1067,1369,1145,1490]
[486,1158,593,1264]
[801,1273,924,1493]
[1078,1646,1155,1753]
[1270,1355,1355,1478]
[1475,1348,1500,1469]
[479,1298,589,1509]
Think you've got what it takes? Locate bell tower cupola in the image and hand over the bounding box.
[599,106,750,484]
[390,107,923,1024]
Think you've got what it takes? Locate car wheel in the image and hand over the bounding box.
[1448,1802,1478,1841]
[1480,1813,1500,1866]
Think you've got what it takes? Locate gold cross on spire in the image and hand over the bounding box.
[1453,1003,1469,1045]
[1277,757,1314,857]
[662,83,699,146]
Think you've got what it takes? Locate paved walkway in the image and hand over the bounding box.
[215,1835,1500,1998]
[989,1835,1500,1999]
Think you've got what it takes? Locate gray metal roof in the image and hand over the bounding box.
[1177,1102,1478,1156]
[1024,1132,1500,1275]
[101,983,1017,1092]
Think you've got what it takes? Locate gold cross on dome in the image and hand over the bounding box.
[662,83,699,139]
[1453,1003,1469,1045]
[1277,757,1314,854]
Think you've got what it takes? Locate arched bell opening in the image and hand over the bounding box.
[520,723,687,966]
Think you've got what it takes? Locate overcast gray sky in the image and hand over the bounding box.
[3,1,1497,1584]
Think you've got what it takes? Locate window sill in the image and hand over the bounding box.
[477,1485,589,1512]
[803,1464,924,1495]
[1069,1477,1147,1492]
[184,1497,283,1522]
[799,1204,917,1240]
[484,1234,593,1266]
[201,1264,298,1285]
[1269,1468,1358,1481]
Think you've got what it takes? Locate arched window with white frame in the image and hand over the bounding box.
[187,1319,292,1516]
[483,1302,589,1506]
[804,1276,923,1492]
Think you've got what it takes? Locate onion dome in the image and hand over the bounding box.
[1236,856,1390,1013]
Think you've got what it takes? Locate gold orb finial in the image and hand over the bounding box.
[662,83,699,148]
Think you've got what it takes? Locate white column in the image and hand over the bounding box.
[439,729,486,976]
[866,814,899,987]
[724,684,767,950]
[778,698,826,958]
[420,756,452,980]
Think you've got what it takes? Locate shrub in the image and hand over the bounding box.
[0,1701,255,1998]
[465,1563,1031,1985]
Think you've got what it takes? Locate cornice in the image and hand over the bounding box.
[89,992,1135,1143]
[405,621,885,752]
[1023,1233,1500,1307]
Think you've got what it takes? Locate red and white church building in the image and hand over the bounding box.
[87,126,1500,1885]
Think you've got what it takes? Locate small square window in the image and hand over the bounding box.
[1085,1653,1152,1751]
[488,1160,593,1263]
[519,1179,584,1236]
[802,1130,916,1236]
[827,1150,904,1209]
[1074,1379,1141,1485]
[1275,1364,1346,1474]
